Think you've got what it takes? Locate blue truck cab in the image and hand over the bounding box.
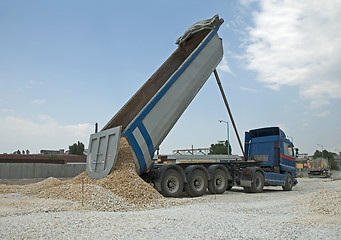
[241,127,297,192]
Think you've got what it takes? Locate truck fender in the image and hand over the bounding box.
[184,165,209,183]
[207,165,230,181]
[239,167,264,188]
[284,171,298,186]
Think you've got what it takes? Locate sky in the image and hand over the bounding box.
[0,0,340,156]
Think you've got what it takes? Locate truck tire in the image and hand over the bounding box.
[160,169,184,197]
[185,169,208,197]
[282,173,293,191]
[208,169,228,194]
[249,171,264,193]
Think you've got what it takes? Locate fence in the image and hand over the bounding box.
[0,162,86,179]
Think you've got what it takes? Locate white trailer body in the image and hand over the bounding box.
[87,15,224,178]
[123,32,223,174]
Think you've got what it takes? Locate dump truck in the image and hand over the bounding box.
[307,158,331,178]
[86,15,297,197]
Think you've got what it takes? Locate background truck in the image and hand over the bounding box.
[86,15,297,197]
[307,158,331,178]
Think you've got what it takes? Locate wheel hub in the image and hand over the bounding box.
[216,177,222,186]
[194,177,204,190]
[167,177,179,193]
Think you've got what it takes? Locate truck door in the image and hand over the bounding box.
[280,142,296,176]
[274,141,280,173]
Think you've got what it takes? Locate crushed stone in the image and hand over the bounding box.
[0,138,199,212]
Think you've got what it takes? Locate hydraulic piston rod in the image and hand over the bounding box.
[213,69,245,159]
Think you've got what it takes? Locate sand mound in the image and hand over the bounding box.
[66,137,163,204]
[1,137,163,211]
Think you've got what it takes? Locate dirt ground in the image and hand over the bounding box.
[1,172,341,239]
[0,172,340,217]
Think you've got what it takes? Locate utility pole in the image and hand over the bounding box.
[318,144,324,158]
[219,120,230,161]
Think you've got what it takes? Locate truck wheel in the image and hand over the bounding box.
[208,169,228,194]
[282,173,293,191]
[160,169,184,197]
[250,171,264,193]
[185,169,208,197]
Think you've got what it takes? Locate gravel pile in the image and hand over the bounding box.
[67,137,163,205]
[0,137,199,212]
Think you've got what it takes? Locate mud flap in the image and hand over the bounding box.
[239,167,256,188]
[86,126,122,179]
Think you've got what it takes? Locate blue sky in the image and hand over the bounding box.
[1,0,340,155]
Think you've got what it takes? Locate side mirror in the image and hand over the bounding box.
[294,148,299,158]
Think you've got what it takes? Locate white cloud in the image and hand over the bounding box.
[315,110,330,117]
[0,115,93,153]
[301,80,341,108]
[25,80,43,89]
[31,99,45,105]
[240,0,257,6]
[244,0,341,108]
[2,108,14,113]
[217,56,235,76]
[240,87,257,92]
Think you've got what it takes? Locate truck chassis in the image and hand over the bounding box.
[146,155,295,197]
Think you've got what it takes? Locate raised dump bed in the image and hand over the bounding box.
[87,15,224,178]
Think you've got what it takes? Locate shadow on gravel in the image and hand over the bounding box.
[227,188,284,194]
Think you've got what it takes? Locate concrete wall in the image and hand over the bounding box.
[0,163,86,179]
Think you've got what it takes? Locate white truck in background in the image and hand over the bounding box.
[307,158,331,178]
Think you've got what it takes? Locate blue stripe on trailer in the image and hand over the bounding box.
[137,121,155,161]
[127,23,222,131]
[124,131,146,174]
[123,22,223,173]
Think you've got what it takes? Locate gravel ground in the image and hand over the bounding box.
[1,176,341,239]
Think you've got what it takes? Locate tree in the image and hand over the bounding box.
[69,141,85,155]
[313,149,338,170]
[209,140,232,155]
